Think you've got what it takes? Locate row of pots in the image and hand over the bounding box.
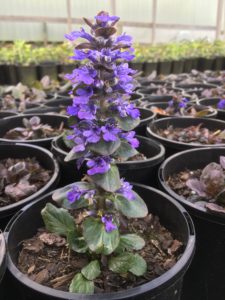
[0,111,225,299]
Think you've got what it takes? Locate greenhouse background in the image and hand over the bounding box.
[0,0,224,43]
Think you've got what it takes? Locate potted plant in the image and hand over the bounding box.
[0,114,67,149]
[158,147,225,300]
[5,11,195,300]
[198,97,225,120]
[147,117,225,156]
[0,143,60,229]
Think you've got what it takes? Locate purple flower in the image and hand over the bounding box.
[115,34,133,46]
[178,101,187,108]
[120,131,139,148]
[78,103,98,120]
[217,99,225,109]
[101,215,117,232]
[67,105,79,116]
[87,156,111,175]
[95,12,119,26]
[101,123,121,142]
[65,28,94,42]
[67,185,95,203]
[71,49,91,61]
[65,66,97,85]
[168,100,174,107]
[117,179,135,200]
[83,124,101,143]
[67,185,84,203]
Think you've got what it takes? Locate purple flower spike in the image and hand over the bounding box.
[101,123,121,142]
[217,99,225,110]
[87,156,111,175]
[101,215,117,232]
[65,28,94,42]
[117,179,135,200]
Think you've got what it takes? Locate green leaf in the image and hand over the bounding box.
[83,217,119,255]
[129,254,147,276]
[62,131,74,149]
[67,231,88,253]
[67,116,78,127]
[69,273,94,294]
[114,191,148,218]
[64,148,87,162]
[116,116,140,131]
[117,234,145,252]
[52,182,93,210]
[41,203,75,236]
[114,140,138,160]
[89,139,121,156]
[81,260,101,280]
[91,165,121,192]
[108,252,135,273]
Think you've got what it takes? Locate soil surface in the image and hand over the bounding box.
[17,212,183,293]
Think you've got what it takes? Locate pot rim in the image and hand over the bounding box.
[147,116,225,148]
[6,184,195,299]
[0,143,59,213]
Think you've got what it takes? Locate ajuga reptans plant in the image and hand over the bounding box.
[41,11,149,294]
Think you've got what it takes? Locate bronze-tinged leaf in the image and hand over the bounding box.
[23,238,44,253]
[83,17,94,28]
[75,43,95,50]
[95,27,116,37]
[39,232,66,247]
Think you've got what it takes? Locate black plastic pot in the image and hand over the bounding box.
[158,147,225,300]
[0,114,68,149]
[139,80,168,88]
[0,64,8,84]
[157,61,172,75]
[198,97,225,120]
[135,107,156,136]
[5,183,195,300]
[172,60,184,74]
[0,111,17,119]
[129,61,144,73]
[16,65,38,85]
[5,64,18,85]
[0,233,6,283]
[52,135,165,187]
[38,63,58,80]
[214,56,224,71]
[137,87,183,97]
[146,117,225,157]
[183,59,193,73]
[197,58,214,71]
[139,93,192,104]
[58,64,75,74]
[0,143,60,230]
[146,102,217,119]
[143,62,158,76]
[176,83,217,98]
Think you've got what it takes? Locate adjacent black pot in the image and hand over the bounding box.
[51,135,165,187]
[137,87,183,97]
[5,64,18,85]
[183,58,194,73]
[172,60,184,74]
[16,65,38,85]
[129,62,144,73]
[146,117,225,157]
[135,107,156,136]
[176,83,217,97]
[0,114,68,149]
[38,63,58,80]
[158,147,225,300]
[5,184,195,300]
[146,102,217,119]
[0,233,6,283]
[198,97,225,120]
[213,56,224,71]
[0,143,60,229]
[157,61,172,75]
[0,111,17,119]
[197,58,214,71]
[0,64,8,84]
[143,62,158,76]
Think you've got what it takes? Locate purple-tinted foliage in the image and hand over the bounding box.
[186,157,225,199]
[101,215,117,232]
